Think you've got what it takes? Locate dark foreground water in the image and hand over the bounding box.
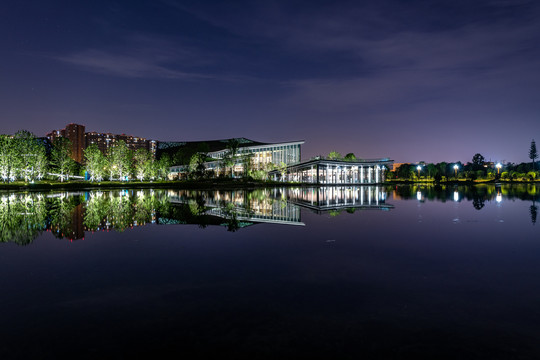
[0,185,539,359]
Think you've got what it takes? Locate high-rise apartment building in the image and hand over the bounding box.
[46,123,85,163]
[47,123,155,163]
[85,132,152,154]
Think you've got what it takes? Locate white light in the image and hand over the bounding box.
[454,191,459,202]
[496,163,502,169]
[417,191,422,201]
[496,193,502,203]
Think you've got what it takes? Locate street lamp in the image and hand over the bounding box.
[453,164,459,178]
[417,165,422,178]
[496,163,502,175]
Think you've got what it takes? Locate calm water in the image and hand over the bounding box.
[0,185,539,359]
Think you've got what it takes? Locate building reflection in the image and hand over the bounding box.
[167,189,304,227]
[281,186,393,213]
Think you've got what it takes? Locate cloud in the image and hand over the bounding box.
[54,33,225,80]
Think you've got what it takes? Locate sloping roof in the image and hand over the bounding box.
[157,138,268,152]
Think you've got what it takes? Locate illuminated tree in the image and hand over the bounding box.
[241,152,254,178]
[133,148,152,181]
[0,135,17,182]
[13,130,46,182]
[189,152,207,179]
[155,153,171,180]
[109,140,132,181]
[33,142,48,180]
[222,139,240,178]
[343,153,356,161]
[51,137,76,182]
[84,144,107,181]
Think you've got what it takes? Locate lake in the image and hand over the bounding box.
[0,184,539,359]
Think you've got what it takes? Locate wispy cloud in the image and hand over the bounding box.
[54,33,227,81]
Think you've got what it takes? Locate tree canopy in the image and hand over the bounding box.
[530,139,538,171]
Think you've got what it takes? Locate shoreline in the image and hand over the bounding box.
[1,178,538,192]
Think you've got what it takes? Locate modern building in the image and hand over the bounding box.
[166,138,304,178]
[269,157,393,184]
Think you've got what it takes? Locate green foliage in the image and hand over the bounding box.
[222,139,240,178]
[395,163,413,179]
[188,152,207,179]
[51,137,76,182]
[240,152,254,178]
[155,153,171,180]
[343,153,356,161]
[109,140,132,180]
[133,148,152,181]
[327,151,342,160]
[84,144,107,181]
[0,135,17,182]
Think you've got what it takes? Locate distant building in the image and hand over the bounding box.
[269,157,393,184]
[47,123,85,163]
[47,123,155,162]
[390,162,407,171]
[85,132,152,154]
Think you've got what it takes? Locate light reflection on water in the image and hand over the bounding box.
[0,184,539,358]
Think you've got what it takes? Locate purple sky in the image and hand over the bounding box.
[1,0,539,164]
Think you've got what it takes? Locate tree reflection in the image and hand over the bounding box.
[220,202,241,232]
[392,184,540,204]
[531,200,538,225]
[49,195,82,239]
[0,193,47,245]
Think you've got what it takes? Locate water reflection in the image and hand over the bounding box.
[393,183,540,202]
[531,200,538,225]
[1,184,538,245]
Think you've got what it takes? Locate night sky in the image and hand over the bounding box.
[2,0,539,163]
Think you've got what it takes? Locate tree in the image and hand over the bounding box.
[223,139,240,178]
[109,141,132,181]
[51,137,75,182]
[530,139,538,171]
[240,152,254,178]
[343,153,356,161]
[472,153,485,171]
[84,144,106,182]
[188,152,207,179]
[396,163,413,179]
[133,148,152,181]
[0,135,17,182]
[155,153,171,180]
[14,130,45,182]
[277,161,287,181]
[33,141,48,181]
[327,151,342,160]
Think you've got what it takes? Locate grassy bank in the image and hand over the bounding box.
[0,178,303,192]
[386,179,539,184]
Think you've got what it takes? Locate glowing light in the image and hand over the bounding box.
[454,191,459,202]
